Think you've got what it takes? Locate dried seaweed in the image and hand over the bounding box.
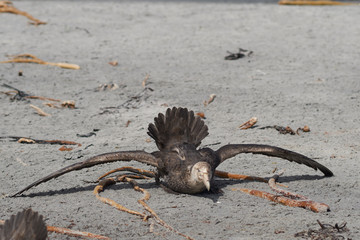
[99,87,154,114]
[0,54,80,69]
[295,220,350,239]
[0,136,81,146]
[0,1,46,25]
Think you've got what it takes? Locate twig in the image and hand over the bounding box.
[278,0,357,5]
[239,117,257,130]
[0,54,80,69]
[238,171,330,213]
[0,136,81,146]
[124,177,194,240]
[1,83,63,102]
[239,188,330,212]
[94,169,194,240]
[216,170,288,188]
[93,178,149,219]
[268,171,307,200]
[47,226,110,240]
[216,170,268,183]
[97,167,156,181]
[30,104,51,116]
[0,1,46,25]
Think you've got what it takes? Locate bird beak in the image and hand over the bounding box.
[203,173,211,191]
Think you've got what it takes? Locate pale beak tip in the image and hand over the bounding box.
[204,178,211,191]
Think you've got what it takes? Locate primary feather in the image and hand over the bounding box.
[147,107,209,151]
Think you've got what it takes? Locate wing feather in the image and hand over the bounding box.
[215,144,333,176]
[11,151,159,197]
[147,107,209,150]
[0,209,47,240]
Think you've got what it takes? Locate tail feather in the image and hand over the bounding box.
[147,107,209,150]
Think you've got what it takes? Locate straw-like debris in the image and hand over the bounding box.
[0,136,81,146]
[142,73,150,88]
[1,84,60,102]
[30,104,51,116]
[0,1,46,25]
[1,84,76,109]
[0,54,80,69]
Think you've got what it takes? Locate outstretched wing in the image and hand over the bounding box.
[215,144,333,177]
[11,151,159,197]
[0,208,47,240]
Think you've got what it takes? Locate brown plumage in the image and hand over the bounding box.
[0,209,47,240]
[11,107,333,197]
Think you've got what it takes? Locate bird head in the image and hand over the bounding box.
[191,162,212,191]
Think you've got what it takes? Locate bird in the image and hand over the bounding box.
[0,209,47,240]
[11,107,333,197]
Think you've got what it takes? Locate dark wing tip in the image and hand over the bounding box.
[321,166,334,177]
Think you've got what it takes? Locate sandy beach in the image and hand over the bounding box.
[1,1,359,239]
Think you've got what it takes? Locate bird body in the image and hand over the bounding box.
[12,107,333,197]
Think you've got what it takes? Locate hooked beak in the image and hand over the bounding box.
[203,173,211,191]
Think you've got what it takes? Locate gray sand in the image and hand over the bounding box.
[1,1,359,239]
